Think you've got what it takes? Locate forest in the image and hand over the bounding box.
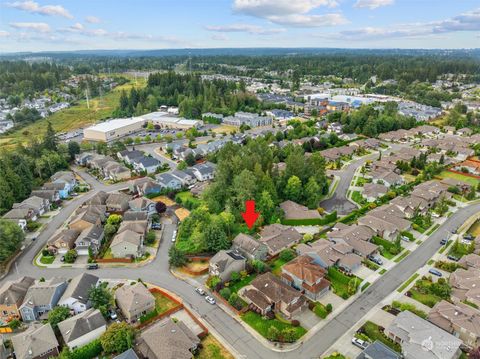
[0,122,70,214]
[114,71,262,118]
[175,138,328,254]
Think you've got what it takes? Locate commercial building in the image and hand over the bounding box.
[83,117,145,142]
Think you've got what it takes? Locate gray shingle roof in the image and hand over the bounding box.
[59,273,98,305]
[58,308,106,344]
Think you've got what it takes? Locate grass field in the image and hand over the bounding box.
[0,76,146,147]
[468,220,480,237]
[439,171,480,187]
[212,124,238,134]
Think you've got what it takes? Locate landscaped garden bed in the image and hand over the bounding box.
[241,311,307,343]
[327,267,362,299]
[356,321,401,353]
[406,277,451,308]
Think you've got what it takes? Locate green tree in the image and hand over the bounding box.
[168,246,187,267]
[304,176,321,209]
[88,282,113,316]
[279,249,295,262]
[257,190,275,224]
[0,220,25,262]
[43,121,57,151]
[67,141,81,161]
[48,306,71,329]
[285,175,302,202]
[267,326,279,341]
[64,249,77,263]
[100,322,135,355]
[205,221,229,252]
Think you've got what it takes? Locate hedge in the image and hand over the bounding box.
[70,339,103,359]
[282,211,337,226]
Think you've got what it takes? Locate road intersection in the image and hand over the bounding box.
[3,166,479,359]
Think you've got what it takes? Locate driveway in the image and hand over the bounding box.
[295,309,320,330]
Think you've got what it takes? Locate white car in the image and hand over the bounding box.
[205,296,216,305]
[195,287,206,296]
[171,230,177,242]
[351,337,368,349]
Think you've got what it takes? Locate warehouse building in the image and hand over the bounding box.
[83,117,145,142]
[141,112,201,129]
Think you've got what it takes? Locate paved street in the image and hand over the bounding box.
[320,143,405,215]
[2,164,480,359]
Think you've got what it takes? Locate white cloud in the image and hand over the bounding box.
[354,0,394,10]
[267,13,348,27]
[232,0,346,27]
[233,0,338,16]
[70,22,84,31]
[205,23,285,34]
[324,8,480,41]
[85,15,101,24]
[7,1,73,18]
[0,30,10,37]
[10,22,51,32]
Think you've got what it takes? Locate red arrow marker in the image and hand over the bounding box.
[241,200,260,230]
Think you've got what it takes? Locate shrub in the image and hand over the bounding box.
[70,339,103,359]
[291,320,300,327]
[230,271,240,283]
[219,287,231,300]
[326,303,333,313]
[279,249,295,262]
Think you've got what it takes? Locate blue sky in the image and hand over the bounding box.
[0,0,479,52]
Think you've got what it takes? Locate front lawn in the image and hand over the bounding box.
[355,176,371,187]
[175,191,202,210]
[407,277,450,308]
[439,170,480,187]
[357,321,401,353]
[139,290,180,324]
[371,236,402,259]
[351,191,367,205]
[327,267,361,299]
[241,311,307,343]
[311,302,332,319]
[228,274,256,294]
[195,334,234,359]
[448,240,475,259]
[40,255,55,264]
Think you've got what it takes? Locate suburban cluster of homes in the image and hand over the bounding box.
[202,111,273,128]
[2,171,77,230]
[47,190,153,259]
[319,138,381,163]
[0,274,202,359]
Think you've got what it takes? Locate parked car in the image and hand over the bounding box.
[351,337,368,349]
[440,238,448,245]
[463,234,474,240]
[205,296,216,305]
[401,236,411,242]
[368,255,383,266]
[61,256,65,262]
[447,255,459,262]
[195,287,206,296]
[171,230,177,242]
[151,223,162,230]
[109,310,118,320]
[429,268,442,277]
[87,263,99,270]
[31,237,37,241]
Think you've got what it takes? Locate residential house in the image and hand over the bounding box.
[155,172,182,190]
[358,215,401,241]
[74,224,104,256]
[357,340,402,359]
[171,170,197,187]
[240,272,306,319]
[0,276,34,325]
[58,308,107,349]
[280,200,321,221]
[115,283,155,323]
[48,229,81,254]
[19,277,68,322]
[129,197,156,215]
[69,206,104,231]
[368,170,404,188]
[2,208,36,229]
[368,207,412,233]
[110,229,144,258]
[31,190,60,203]
[123,211,148,222]
[391,195,429,218]
[58,273,99,314]
[428,300,480,348]
[75,152,94,166]
[362,183,388,202]
[385,310,462,359]
[449,268,480,308]
[281,255,330,301]
[232,233,268,261]
[106,193,131,213]
[209,250,246,282]
[191,162,216,181]
[119,150,144,164]
[137,318,200,359]
[103,162,131,181]
[133,156,160,174]
[42,182,70,199]
[11,323,59,359]
[114,349,139,359]
[50,171,76,193]
[13,196,50,216]
[130,177,162,196]
[258,224,302,257]
[458,254,480,269]
[297,240,362,273]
